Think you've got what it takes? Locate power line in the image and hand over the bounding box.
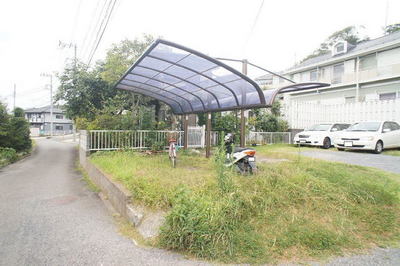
[87,0,117,65]
[84,0,113,63]
[242,0,265,55]
[79,0,104,59]
[70,0,83,43]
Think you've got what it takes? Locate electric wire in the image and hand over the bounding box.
[242,0,265,55]
[70,0,83,44]
[85,0,113,63]
[79,0,104,59]
[87,0,117,65]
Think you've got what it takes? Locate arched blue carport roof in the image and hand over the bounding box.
[115,39,329,114]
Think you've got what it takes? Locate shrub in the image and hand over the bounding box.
[0,147,18,167]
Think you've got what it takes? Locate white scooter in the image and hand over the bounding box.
[224,133,257,174]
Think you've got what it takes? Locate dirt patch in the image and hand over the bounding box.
[257,156,289,164]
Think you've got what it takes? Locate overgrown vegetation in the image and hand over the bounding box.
[56,35,179,132]
[91,145,400,263]
[0,103,32,167]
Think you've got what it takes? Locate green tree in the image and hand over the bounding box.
[301,26,369,63]
[384,23,400,34]
[101,34,155,84]
[0,102,31,152]
[0,102,10,147]
[13,107,25,118]
[248,102,288,132]
[55,62,113,120]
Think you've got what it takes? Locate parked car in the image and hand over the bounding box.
[294,123,350,149]
[334,121,400,154]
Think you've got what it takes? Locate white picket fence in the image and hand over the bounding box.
[79,128,292,152]
[284,99,400,129]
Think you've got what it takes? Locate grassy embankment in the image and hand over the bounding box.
[90,145,400,264]
[0,139,35,168]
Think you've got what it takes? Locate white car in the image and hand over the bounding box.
[294,123,350,149]
[334,121,400,154]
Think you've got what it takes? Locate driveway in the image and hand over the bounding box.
[0,139,206,266]
[299,149,400,174]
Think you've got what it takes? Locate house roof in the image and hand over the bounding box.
[24,105,64,114]
[288,31,400,72]
[254,31,400,83]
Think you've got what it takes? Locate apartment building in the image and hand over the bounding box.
[256,31,400,129]
[24,106,73,136]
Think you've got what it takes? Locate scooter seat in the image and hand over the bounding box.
[234,147,252,153]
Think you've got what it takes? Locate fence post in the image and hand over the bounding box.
[183,115,188,149]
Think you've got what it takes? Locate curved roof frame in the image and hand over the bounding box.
[115,39,267,114]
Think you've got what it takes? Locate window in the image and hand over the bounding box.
[55,125,63,130]
[359,54,377,71]
[390,122,400,131]
[339,124,350,130]
[345,96,355,104]
[55,114,63,119]
[379,92,396,101]
[310,70,318,81]
[331,124,341,131]
[332,63,344,84]
[382,122,391,132]
[335,43,344,53]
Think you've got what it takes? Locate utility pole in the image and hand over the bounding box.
[41,73,53,137]
[59,41,77,67]
[59,41,77,141]
[13,84,16,111]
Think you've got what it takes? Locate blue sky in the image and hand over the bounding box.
[1,0,399,109]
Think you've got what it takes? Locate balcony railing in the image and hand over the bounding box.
[27,118,43,123]
[278,63,400,87]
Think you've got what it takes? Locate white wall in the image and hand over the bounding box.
[283,98,400,129]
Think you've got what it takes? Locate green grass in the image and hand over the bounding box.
[90,145,400,264]
[383,149,400,156]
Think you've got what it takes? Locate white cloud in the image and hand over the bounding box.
[0,0,399,109]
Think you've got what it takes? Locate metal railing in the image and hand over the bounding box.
[247,132,292,145]
[82,128,220,151]
[79,129,290,152]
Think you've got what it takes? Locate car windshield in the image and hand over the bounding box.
[307,124,331,131]
[347,122,381,132]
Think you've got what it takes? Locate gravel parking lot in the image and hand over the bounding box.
[299,149,400,174]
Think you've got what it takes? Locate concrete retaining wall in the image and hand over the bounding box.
[79,148,164,238]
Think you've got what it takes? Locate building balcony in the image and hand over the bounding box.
[27,118,43,123]
[277,63,400,88]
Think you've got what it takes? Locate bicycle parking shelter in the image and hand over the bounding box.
[114,39,329,157]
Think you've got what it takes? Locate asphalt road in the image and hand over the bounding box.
[0,138,206,266]
[299,149,400,174]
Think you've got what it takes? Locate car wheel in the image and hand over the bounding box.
[374,141,383,154]
[337,148,345,151]
[322,137,331,149]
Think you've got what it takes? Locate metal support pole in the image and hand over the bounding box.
[206,112,211,158]
[184,114,188,149]
[240,109,246,147]
[240,59,248,147]
[50,75,53,137]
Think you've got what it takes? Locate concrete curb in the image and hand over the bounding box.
[79,148,165,238]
